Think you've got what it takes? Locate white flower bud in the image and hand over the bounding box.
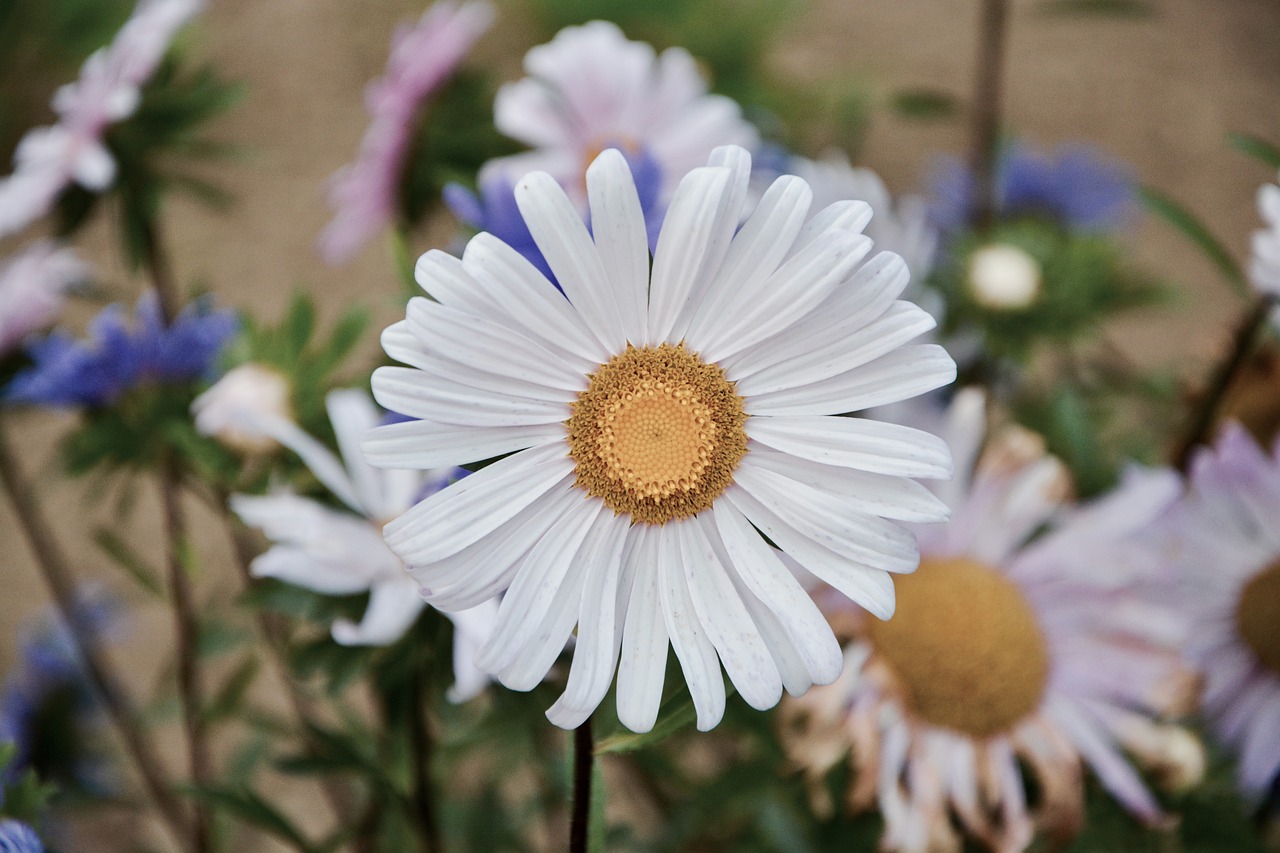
[192,363,293,454]
[967,243,1041,310]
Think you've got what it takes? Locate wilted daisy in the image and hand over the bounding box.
[1151,423,1280,801]
[490,21,757,206]
[364,144,956,732]
[1250,170,1280,297]
[785,391,1190,851]
[0,0,204,238]
[0,242,90,358]
[231,389,494,701]
[318,0,495,264]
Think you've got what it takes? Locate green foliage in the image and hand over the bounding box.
[0,743,56,826]
[889,87,961,122]
[1229,132,1280,170]
[1140,185,1248,297]
[1037,0,1158,17]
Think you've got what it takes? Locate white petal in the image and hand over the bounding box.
[682,518,782,711]
[733,302,936,396]
[363,417,564,470]
[477,500,602,682]
[700,228,872,363]
[384,442,573,564]
[735,462,919,573]
[745,445,951,524]
[414,249,491,314]
[658,525,726,731]
[684,174,811,350]
[710,501,843,687]
[546,516,632,728]
[248,417,361,512]
[647,166,732,346]
[789,200,873,258]
[446,599,497,703]
[724,483,897,619]
[585,148,650,346]
[371,366,569,427]
[405,296,593,390]
[616,531,670,733]
[722,252,909,380]
[325,389,386,518]
[331,578,425,646]
[745,415,952,479]
[745,345,956,417]
[515,170,627,353]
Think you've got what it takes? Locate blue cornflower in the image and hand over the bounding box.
[0,821,43,853]
[4,291,237,408]
[0,589,120,796]
[445,148,664,289]
[930,142,1135,235]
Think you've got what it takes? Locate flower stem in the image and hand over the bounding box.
[0,415,194,852]
[1173,294,1278,470]
[408,673,442,853]
[569,716,594,853]
[969,0,1010,231]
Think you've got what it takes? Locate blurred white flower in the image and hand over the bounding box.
[0,0,204,238]
[968,243,1041,310]
[365,145,954,733]
[232,389,495,702]
[489,20,757,206]
[191,363,293,454]
[1250,174,1280,297]
[0,242,90,357]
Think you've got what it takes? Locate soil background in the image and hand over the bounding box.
[1,0,1278,848]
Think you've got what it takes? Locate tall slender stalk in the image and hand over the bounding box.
[407,675,442,853]
[569,717,594,853]
[1173,294,1278,470]
[142,213,213,853]
[969,0,1010,231]
[0,416,194,852]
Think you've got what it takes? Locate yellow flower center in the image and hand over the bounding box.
[567,343,747,525]
[1236,558,1280,674]
[867,556,1050,739]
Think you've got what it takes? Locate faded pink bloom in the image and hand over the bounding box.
[317,1,495,266]
[0,0,204,238]
[0,242,90,357]
[490,20,758,206]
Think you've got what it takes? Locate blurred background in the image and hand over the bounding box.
[1,0,1278,848]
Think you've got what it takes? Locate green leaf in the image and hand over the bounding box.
[1139,185,1247,295]
[183,785,317,852]
[1229,132,1280,170]
[203,656,261,724]
[888,87,959,121]
[283,293,317,356]
[596,690,700,755]
[93,528,166,598]
[1037,0,1156,16]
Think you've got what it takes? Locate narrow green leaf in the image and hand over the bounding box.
[595,691,699,755]
[888,87,958,121]
[182,785,316,852]
[1038,0,1155,16]
[1139,185,1247,295]
[1228,132,1280,170]
[283,293,316,356]
[93,528,166,598]
[203,656,260,724]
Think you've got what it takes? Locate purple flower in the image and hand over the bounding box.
[4,291,237,408]
[0,243,91,358]
[0,0,205,239]
[318,1,495,265]
[0,822,43,853]
[930,142,1135,235]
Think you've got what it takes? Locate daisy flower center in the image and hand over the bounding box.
[867,556,1050,739]
[1235,558,1280,674]
[567,343,747,525]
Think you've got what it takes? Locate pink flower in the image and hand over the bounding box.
[490,21,758,206]
[317,1,495,266]
[0,242,91,357]
[0,0,204,239]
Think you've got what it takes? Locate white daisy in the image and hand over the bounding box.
[363,145,956,733]
[191,362,293,454]
[785,392,1192,851]
[1151,423,1280,801]
[231,388,495,702]
[490,21,757,205]
[1251,171,1280,298]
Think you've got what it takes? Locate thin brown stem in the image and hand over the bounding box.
[1173,294,1278,470]
[569,717,594,853]
[160,456,213,853]
[969,0,1010,231]
[408,676,441,853]
[0,416,194,851]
